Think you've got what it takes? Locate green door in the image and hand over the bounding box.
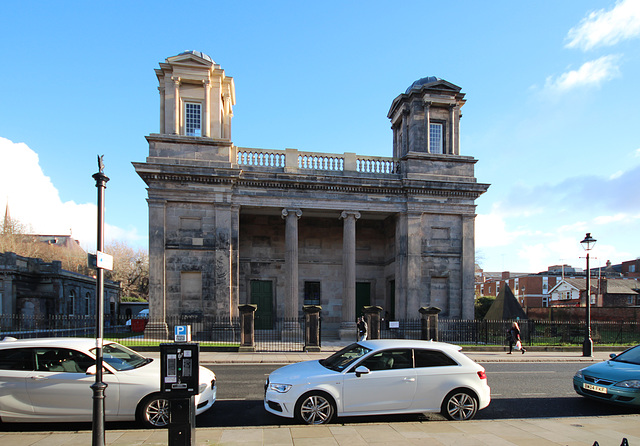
[250,280,273,329]
[355,282,371,319]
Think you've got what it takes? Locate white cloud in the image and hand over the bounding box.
[566,0,640,51]
[544,55,621,92]
[0,137,140,251]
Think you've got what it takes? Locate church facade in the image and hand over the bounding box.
[134,51,489,338]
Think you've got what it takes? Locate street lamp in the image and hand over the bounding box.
[580,233,596,357]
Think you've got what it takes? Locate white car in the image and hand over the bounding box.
[265,339,490,424]
[0,337,216,427]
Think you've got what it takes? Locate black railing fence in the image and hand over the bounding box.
[1,314,639,350]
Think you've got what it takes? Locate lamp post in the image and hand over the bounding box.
[92,156,109,446]
[580,233,596,357]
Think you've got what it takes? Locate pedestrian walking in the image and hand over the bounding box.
[357,316,368,341]
[507,321,526,354]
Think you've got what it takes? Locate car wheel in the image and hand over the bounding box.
[137,394,170,428]
[295,392,335,425]
[441,390,478,421]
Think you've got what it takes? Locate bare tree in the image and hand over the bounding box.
[104,241,149,301]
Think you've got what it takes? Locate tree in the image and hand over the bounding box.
[104,241,149,301]
[475,296,496,320]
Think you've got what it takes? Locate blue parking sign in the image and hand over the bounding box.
[174,325,191,342]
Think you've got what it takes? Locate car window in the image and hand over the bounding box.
[611,345,640,365]
[0,348,34,371]
[320,343,372,372]
[93,342,150,371]
[34,348,94,373]
[414,349,458,367]
[357,349,413,371]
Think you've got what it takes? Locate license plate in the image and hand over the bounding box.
[584,383,607,394]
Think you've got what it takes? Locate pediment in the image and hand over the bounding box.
[167,51,214,68]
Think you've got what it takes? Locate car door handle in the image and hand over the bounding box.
[403,377,416,382]
[31,375,47,380]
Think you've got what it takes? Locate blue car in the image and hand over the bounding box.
[573,345,640,407]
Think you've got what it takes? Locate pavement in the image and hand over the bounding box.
[1,345,638,446]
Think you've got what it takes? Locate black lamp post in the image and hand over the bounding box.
[580,232,596,357]
[92,156,109,446]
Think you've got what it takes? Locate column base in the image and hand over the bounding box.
[339,321,358,342]
[143,321,170,341]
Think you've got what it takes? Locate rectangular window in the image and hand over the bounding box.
[304,281,321,305]
[185,102,202,137]
[429,123,443,154]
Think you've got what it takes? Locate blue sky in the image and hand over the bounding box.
[1,0,639,273]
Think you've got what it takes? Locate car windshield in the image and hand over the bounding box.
[91,342,152,371]
[611,345,640,366]
[320,343,372,372]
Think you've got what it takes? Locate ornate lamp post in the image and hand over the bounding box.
[580,233,596,357]
[92,156,109,445]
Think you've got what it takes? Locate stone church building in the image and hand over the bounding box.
[134,51,489,339]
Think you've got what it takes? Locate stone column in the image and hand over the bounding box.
[144,200,168,339]
[419,306,441,341]
[303,305,322,352]
[363,306,383,340]
[461,215,475,320]
[339,210,360,340]
[282,208,302,319]
[238,304,257,352]
[395,212,423,319]
[203,79,211,137]
[171,76,181,135]
[402,109,409,154]
[449,104,455,155]
[158,86,165,134]
[424,101,431,153]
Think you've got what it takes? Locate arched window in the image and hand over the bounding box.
[68,290,76,315]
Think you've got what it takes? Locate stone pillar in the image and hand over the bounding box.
[158,86,165,134]
[238,304,257,352]
[303,305,322,352]
[419,306,441,341]
[282,208,302,320]
[461,215,475,320]
[449,104,455,155]
[145,200,169,339]
[339,210,360,340]
[203,79,211,137]
[172,76,181,135]
[363,306,383,340]
[402,109,409,154]
[424,101,431,153]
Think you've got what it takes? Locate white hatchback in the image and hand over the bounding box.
[0,337,216,427]
[265,339,490,424]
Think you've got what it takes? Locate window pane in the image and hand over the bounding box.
[185,103,202,136]
[430,123,443,154]
[414,349,457,367]
[0,348,33,370]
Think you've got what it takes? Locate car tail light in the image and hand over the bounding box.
[477,370,487,380]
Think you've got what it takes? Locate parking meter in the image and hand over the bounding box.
[160,343,200,396]
[160,342,200,446]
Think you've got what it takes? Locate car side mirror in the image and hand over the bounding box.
[609,353,617,359]
[355,366,370,377]
[86,365,109,375]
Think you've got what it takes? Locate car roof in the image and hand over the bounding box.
[356,339,462,352]
[0,337,107,350]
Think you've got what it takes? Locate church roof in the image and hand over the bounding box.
[405,76,443,93]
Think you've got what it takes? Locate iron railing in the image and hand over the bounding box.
[1,315,638,350]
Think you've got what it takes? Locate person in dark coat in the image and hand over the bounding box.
[507,321,526,354]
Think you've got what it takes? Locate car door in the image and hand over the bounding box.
[0,347,36,419]
[25,348,120,420]
[411,348,462,411]
[342,348,416,413]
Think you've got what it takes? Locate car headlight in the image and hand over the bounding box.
[614,380,640,389]
[574,370,583,379]
[269,383,292,393]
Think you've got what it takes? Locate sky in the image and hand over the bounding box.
[1,0,639,274]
